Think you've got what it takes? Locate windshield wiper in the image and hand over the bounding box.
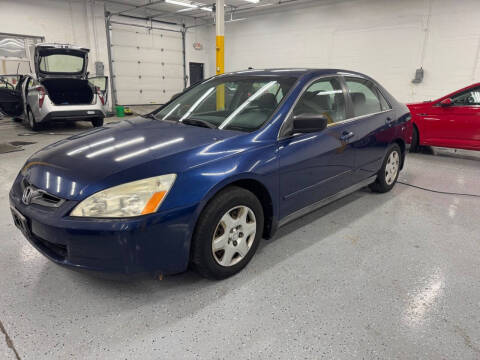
[141,113,158,120]
[181,118,217,129]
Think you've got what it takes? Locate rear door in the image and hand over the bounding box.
[88,76,109,105]
[0,75,24,117]
[342,76,394,183]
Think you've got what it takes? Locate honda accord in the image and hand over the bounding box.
[9,69,410,279]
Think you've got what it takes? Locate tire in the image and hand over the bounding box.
[91,117,104,127]
[369,143,401,193]
[13,117,22,123]
[26,108,40,131]
[191,186,264,280]
[410,125,419,153]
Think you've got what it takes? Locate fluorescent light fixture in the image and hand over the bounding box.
[176,7,196,12]
[200,6,212,11]
[165,0,198,8]
[243,0,260,3]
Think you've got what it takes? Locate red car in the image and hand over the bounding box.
[407,83,480,151]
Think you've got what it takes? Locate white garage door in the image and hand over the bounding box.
[110,23,185,105]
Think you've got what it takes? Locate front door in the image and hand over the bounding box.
[0,75,24,117]
[189,62,204,86]
[278,76,357,218]
[421,86,480,149]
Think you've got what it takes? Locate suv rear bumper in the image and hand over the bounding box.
[41,109,105,122]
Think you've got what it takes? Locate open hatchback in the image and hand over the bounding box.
[0,43,108,130]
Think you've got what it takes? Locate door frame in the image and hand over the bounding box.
[189,62,205,86]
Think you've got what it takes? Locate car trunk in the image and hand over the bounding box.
[41,78,94,105]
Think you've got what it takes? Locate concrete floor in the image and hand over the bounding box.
[1,113,480,359]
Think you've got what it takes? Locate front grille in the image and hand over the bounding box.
[21,179,65,208]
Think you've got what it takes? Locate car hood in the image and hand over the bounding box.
[21,118,245,200]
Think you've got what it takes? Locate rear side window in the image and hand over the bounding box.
[292,77,346,125]
[377,89,391,111]
[345,78,383,117]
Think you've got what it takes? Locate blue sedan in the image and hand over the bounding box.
[9,69,410,279]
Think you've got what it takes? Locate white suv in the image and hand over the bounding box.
[0,43,108,130]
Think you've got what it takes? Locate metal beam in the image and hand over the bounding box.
[215,0,225,110]
[182,25,187,89]
[108,0,165,16]
[104,6,117,110]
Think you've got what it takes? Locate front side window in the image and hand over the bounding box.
[39,54,84,73]
[451,87,480,106]
[345,78,383,117]
[292,77,346,125]
[154,76,296,132]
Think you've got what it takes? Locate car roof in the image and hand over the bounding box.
[220,68,370,79]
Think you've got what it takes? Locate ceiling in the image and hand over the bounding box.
[104,0,319,24]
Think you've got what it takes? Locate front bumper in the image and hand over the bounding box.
[9,180,197,276]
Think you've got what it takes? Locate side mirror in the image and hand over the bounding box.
[292,113,328,134]
[440,98,452,106]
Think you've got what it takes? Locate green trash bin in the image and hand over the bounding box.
[115,105,125,117]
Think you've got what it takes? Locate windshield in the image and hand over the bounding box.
[154,75,297,132]
[39,54,85,74]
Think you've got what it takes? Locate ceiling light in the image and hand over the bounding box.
[165,0,198,9]
[243,0,260,3]
[200,6,213,11]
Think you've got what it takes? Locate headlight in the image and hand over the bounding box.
[70,174,176,218]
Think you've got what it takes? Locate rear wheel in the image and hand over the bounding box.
[91,117,104,127]
[369,143,401,193]
[26,108,40,131]
[191,186,264,280]
[410,125,419,153]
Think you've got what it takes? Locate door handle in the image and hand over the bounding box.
[340,131,354,141]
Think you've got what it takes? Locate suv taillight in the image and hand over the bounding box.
[36,86,46,108]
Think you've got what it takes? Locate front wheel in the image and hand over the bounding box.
[91,117,104,127]
[369,144,401,193]
[191,186,264,280]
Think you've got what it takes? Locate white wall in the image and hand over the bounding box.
[219,0,480,103]
[3,0,479,105]
[185,25,215,83]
